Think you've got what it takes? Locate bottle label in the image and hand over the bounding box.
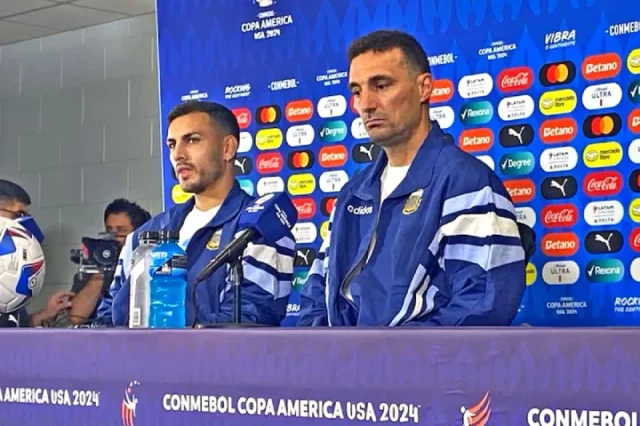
[151,254,188,277]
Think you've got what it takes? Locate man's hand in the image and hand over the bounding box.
[30,291,75,327]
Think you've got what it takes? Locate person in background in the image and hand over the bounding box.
[96,100,294,327]
[67,199,151,325]
[298,30,525,327]
[0,179,74,327]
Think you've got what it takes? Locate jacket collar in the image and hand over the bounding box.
[352,120,450,201]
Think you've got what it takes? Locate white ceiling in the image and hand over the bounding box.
[0,0,156,45]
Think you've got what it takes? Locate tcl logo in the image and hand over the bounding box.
[581,53,622,81]
[630,228,640,251]
[431,79,454,103]
[583,170,622,196]
[232,107,252,129]
[542,204,578,228]
[285,99,314,122]
[292,198,316,220]
[321,197,337,216]
[256,105,281,125]
[539,117,577,144]
[629,109,640,133]
[256,152,283,174]
[503,179,535,204]
[458,128,494,153]
[497,66,533,92]
[319,145,348,168]
[542,232,579,257]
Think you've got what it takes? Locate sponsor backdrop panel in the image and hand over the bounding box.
[156,0,640,326]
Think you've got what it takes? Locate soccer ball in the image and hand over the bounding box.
[0,216,46,313]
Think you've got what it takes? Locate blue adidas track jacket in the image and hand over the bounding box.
[298,121,526,327]
[96,182,295,327]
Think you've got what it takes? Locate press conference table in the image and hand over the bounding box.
[0,327,636,425]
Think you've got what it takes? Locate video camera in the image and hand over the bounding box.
[70,232,121,277]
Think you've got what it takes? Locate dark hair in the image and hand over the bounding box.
[167,100,240,143]
[104,199,151,229]
[347,29,431,75]
[0,179,31,205]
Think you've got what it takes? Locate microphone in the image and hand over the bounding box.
[195,191,298,283]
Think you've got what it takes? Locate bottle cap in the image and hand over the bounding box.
[139,230,159,242]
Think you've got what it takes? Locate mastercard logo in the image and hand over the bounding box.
[431,79,454,104]
[539,61,576,86]
[256,105,281,125]
[583,113,622,138]
[287,150,315,170]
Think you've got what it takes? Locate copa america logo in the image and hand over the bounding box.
[122,381,140,426]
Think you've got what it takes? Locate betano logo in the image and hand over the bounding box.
[459,101,493,125]
[583,113,622,138]
[319,145,348,168]
[582,141,623,168]
[542,232,579,257]
[460,392,490,426]
[539,117,577,143]
[586,259,624,283]
[287,173,316,196]
[458,128,494,153]
[629,109,640,133]
[539,89,577,115]
[285,99,314,122]
[255,128,283,150]
[628,48,640,74]
[539,61,576,86]
[431,79,454,103]
[581,52,622,81]
[499,151,535,176]
[503,179,535,203]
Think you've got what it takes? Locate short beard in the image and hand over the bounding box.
[180,166,224,194]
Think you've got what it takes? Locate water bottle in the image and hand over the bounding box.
[128,231,159,328]
[149,230,188,328]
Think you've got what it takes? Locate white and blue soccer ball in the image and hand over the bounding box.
[0,216,45,313]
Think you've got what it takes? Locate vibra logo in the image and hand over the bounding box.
[540,146,578,172]
[515,206,537,228]
[541,176,578,200]
[285,99,314,122]
[582,141,623,168]
[542,232,579,256]
[347,204,373,215]
[460,392,490,426]
[584,200,623,226]
[539,117,577,144]
[350,117,369,139]
[287,150,315,170]
[583,170,622,197]
[255,128,283,150]
[539,61,576,86]
[628,80,640,103]
[431,79,454,103]
[497,66,533,92]
[544,29,576,50]
[585,230,623,254]
[542,260,580,285]
[583,113,622,138]
[498,94,534,121]
[287,173,316,196]
[429,106,455,129]
[629,198,640,223]
[319,120,347,142]
[459,101,493,125]
[457,73,493,99]
[319,145,348,168]
[292,198,316,220]
[317,95,347,118]
[503,178,535,203]
[586,259,624,283]
[256,105,281,125]
[629,109,640,133]
[539,89,577,115]
[238,132,253,153]
[232,107,252,129]
[628,48,640,74]
[352,143,380,163]
[256,152,283,174]
[499,124,534,147]
[499,151,535,176]
[256,176,284,196]
[319,170,349,193]
[581,52,622,81]
[286,124,315,147]
[458,128,494,153]
[542,203,578,228]
[582,82,623,110]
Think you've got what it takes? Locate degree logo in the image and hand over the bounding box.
[431,79,454,103]
[287,150,315,170]
[582,113,622,138]
[458,128,494,153]
[628,80,640,103]
[539,117,577,144]
[285,99,313,122]
[287,173,316,196]
[499,151,535,176]
[539,61,576,86]
[319,145,348,168]
[319,121,347,143]
[256,105,281,125]
[581,52,622,81]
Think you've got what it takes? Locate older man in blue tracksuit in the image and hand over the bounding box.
[298,30,525,327]
[97,101,294,326]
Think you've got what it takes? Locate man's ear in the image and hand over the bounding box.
[223,135,239,162]
[418,73,433,104]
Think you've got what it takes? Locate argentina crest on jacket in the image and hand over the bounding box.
[206,229,222,251]
[402,189,423,215]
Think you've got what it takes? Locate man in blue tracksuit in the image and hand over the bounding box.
[298,30,526,327]
[96,101,294,326]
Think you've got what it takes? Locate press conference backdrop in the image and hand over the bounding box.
[156,0,640,326]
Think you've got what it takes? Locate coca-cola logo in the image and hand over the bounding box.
[292,197,316,220]
[498,67,534,92]
[232,108,252,129]
[542,203,578,227]
[256,153,283,174]
[631,228,640,251]
[583,171,622,196]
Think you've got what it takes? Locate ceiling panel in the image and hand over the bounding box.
[74,0,156,15]
[0,0,56,19]
[6,4,127,31]
[0,20,58,45]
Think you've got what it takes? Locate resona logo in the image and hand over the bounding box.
[585,230,623,254]
[347,204,373,215]
[459,101,493,125]
[628,80,640,103]
[499,124,534,147]
[540,176,578,200]
[293,271,308,290]
[122,381,140,426]
[586,259,624,283]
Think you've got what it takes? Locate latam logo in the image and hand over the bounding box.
[256,176,284,196]
[542,204,578,228]
[458,73,493,99]
[256,105,281,125]
[497,66,533,92]
[583,200,624,226]
[285,99,314,122]
[287,150,315,170]
[539,117,577,144]
[499,124,534,147]
[582,83,623,110]
[629,109,640,133]
[583,170,623,196]
[319,145,348,168]
[586,259,624,283]
[292,198,316,220]
[583,113,622,138]
[430,106,455,129]
[581,53,622,81]
[541,176,578,200]
[542,260,580,285]
[628,48,640,74]
[542,232,579,257]
[232,107,252,129]
[503,179,535,204]
[256,152,283,174]
[431,79,454,103]
[539,89,577,115]
[286,124,314,147]
[539,61,576,86]
[582,141,623,168]
[350,117,369,139]
[540,146,578,172]
[498,95,534,121]
[292,222,318,244]
[585,230,623,254]
[458,128,494,153]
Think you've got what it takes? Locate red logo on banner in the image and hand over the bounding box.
[256,152,283,174]
[542,232,579,257]
[285,99,314,122]
[629,109,640,133]
[497,67,534,92]
[581,52,622,81]
[542,204,578,228]
[319,145,348,168]
[503,179,535,204]
[630,228,640,252]
[431,79,454,103]
[539,117,578,144]
[232,108,252,129]
[293,198,316,220]
[583,171,623,196]
[458,128,494,153]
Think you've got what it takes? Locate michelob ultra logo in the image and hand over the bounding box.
[287,173,316,196]
[586,258,624,283]
[459,101,493,125]
[539,89,577,115]
[582,141,623,168]
[499,151,535,175]
[255,128,283,150]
